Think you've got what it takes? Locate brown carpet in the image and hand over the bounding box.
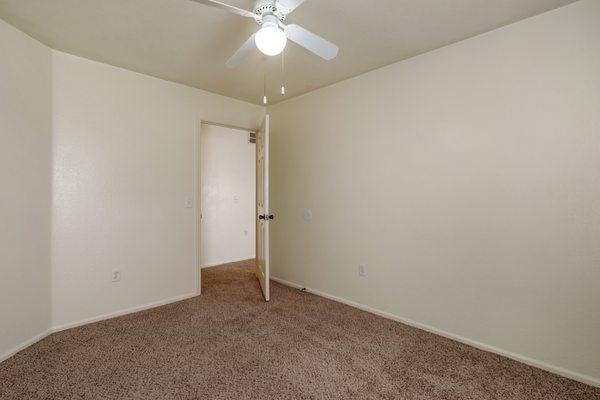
[1,260,598,400]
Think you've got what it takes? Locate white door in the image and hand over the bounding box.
[256,115,270,301]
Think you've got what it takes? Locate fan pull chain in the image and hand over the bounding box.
[281,50,286,96]
[263,71,268,105]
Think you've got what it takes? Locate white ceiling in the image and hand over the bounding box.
[0,0,577,105]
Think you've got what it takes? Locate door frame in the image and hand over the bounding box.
[194,119,259,296]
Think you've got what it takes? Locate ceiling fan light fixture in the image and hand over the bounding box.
[255,22,287,56]
[194,0,339,67]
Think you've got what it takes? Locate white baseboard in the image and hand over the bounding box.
[4,284,203,366]
[271,276,600,388]
[0,292,199,364]
[201,256,255,269]
[51,292,199,333]
[0,329,52,363]
[4,278,598,389]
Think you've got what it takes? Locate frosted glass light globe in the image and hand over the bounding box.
[255,24,287,56]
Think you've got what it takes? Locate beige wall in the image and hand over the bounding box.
[0,18,263,357]
[200,125,256,268]
[0,20,52,359]
[268,0,600,385]
[51,51,264,329]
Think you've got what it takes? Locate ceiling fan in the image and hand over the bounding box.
[191,0,339,68]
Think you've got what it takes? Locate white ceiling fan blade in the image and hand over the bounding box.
[226,33,256,68]
[190,0,256,18]
[276,0,306,14]
[284,24,339,60]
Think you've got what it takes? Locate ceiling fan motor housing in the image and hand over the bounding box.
[254,0,286,23]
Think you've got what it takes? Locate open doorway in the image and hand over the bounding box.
[199,123,256,270]
[197,116,270,301]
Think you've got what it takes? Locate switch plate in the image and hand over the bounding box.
[184,198,193,208]
[358,265,367,277]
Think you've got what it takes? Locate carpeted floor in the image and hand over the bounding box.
[1,260,598,400]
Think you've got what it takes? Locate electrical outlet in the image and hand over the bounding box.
[303,210,313,221]
[358,264,367,277]
[111,269,121,282]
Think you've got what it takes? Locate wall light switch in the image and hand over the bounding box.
[185,198,193,208]
[358,265,367,278]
